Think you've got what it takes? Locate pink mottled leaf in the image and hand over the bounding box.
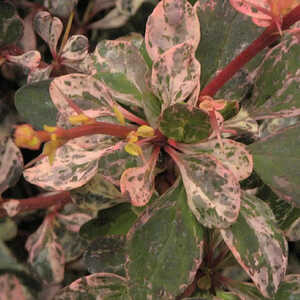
[120,147,159,207]
[94,39,149,107]
[60,35,89,62]
[145,0,200,61]
[151,42,200,111]
[177,138,253,181]
[23,138,122,191]
[43,0,78,19]
[33,11,63,57]
[27,65,53,84]
[25,216,65,283]
[0,274,35,300]
[6,50,41,70]
[49,73,114,118]
[221,193,288,298]
[166,147,241,228]
[0,137,23,195]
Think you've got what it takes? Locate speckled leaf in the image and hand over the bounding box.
[83,236,126,276]
[33,11,63,57]
[196,0,265,100]
[53,204,92,262]
[221,193,288,298]
[126,181,204,299]
[24,138,121,191]
[7,50,41,70]
[120,147,159,207]
[44,0,78,18]
[25,216,65,283]
[116,0,145,16]
[0,136,23,195]
[0,1,23,48]
[177,139,253,181]
[93,40,149,107]
[70,173,126,214]
[15,79,58,130]
[151,43,201,111]
[166,147,241,228]
[98,142,147,186]
[145,0,200,61]
[54,273,129,300]
[0,274,36,300]
[49,73,114,119]
[223,108,259,137]
[247,36,300,119]
[142,91,161,128]
[248,124,300,207]
[27,64,53,84]
[79,203,137,240]
[159,103,211,143]
[60,35,88,62]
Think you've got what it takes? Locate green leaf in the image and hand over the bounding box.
[221,193,288,298]
[248,124,300,207]
[15,79,58,130]
[141,91,161,128]
[167,148,241,228]
[216,291,240,300]
[79,203,137,240]
[126,181,204,299]
[0,217,17,241]
[0,136,23,195]
[145,0,200,61]
[195,0,264,100]
[247,35,300,119]
[70,173,126,214]
[54,273,129,300]
[159,103,211,143]
[83,236,126,276]
[151,43,201,111]
[274,274,300,300]
[94,39,149,107]
[0,0,23,48]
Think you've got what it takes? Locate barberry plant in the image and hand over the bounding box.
[0,0,300,299]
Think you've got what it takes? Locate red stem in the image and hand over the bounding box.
[0,191,71,218]
[199,4,300,99]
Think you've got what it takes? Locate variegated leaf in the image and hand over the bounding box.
[126,180,204,299]
[166,147,241,228]
[24,138,121,191]
[223,108,259,137]
[27,65,53,84]
[116,0,146,16]
[151,42,201,111]
[0,1,23,48]
[120,147,160,206]
[0,274,36,300]
[25,216,65,283]
[247,35,300,119]
[221,193,288,298]
[89,7,129,30]
[70,173,126,214]
[177,139,253,181]
[93,39,149,107]
[44,0,78,18]
[145,0,200,61]
[54,273,129,300]
[33,11,63,57]
[60,35,88,62]
[7,50,41,70]
[49,73,115,120]
[98,146,143,185]
[53,204,93,262]
[0,137,23,195]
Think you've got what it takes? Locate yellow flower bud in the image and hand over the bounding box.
[14,124,42,150]
[125,142,142,156]
[113,105,126,125]
[136,125,155,138]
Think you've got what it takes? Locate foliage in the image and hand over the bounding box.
[0,0,300,299]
